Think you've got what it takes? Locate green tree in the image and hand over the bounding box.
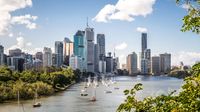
[117,63,200,112]
[0,66,13,82]
[176,0,200,34]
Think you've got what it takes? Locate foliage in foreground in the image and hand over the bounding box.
[117,63,200,112]
[0,66,81,102]
[176,0,200,34]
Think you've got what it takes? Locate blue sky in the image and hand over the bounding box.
[0,0,199,66]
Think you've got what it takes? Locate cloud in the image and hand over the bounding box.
[92,4,116,23]
[118,54,126,67]
[8,33,13,37]
[172,51,200,66]
[0,0,37,36]
[7,36,32,53]
[26,42,32,46]
[136,27,148,33]
[93,0,156,22]
[11,14,38,30]
[115,42,127,50]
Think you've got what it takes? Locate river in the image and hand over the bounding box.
[0,75,183,112]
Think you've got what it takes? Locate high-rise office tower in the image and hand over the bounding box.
[113,57,120,72]
[74,30,87,70]
[43,47,52,67]
[160,53,171,74]
[9,48,22,57]
[35,52,43,61]
[55,41,63,67]
[97,34,105,60]
[106,52,113,73]
[0,45,4,65]
[144,49,151,73]
[141,33,147,58]
[69,55,83,71]
[94,44,99,72]
[52,53,57,66]
[141,59,148,74]
[63,37,73,65]
[140,32,151,74]
[151,56,160,75]
[126,52,138,75]
[85,27,95,72]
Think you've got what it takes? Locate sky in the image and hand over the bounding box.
[0,0,199,67]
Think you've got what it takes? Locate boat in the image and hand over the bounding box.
[33,89,42,108]
[17,91,26,112]
[81,93,88,96]
[80,88,88,96]
[104,90,112,93]
[114,87,120,90]
[90,82,97,102]
[90,96,96,102]
[33,102,41,107]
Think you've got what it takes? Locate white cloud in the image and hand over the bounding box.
[8,33,13,37]
[172,51,200,66]
[92,4,116,23]
[119,54,126,67]
[136,27,148,33]
[11,14,38,30]
[115,42,127,50]
[93,0,156,22]
[26,42,32,46]
[0,0,37,36]
[7,36,32,53]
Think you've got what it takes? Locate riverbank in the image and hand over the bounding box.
[0,66,81,103]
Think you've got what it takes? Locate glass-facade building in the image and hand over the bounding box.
[73,30,87,71]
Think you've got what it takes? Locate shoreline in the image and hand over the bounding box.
[0,82,77,104]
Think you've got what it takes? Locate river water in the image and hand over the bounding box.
[0,75,183,112]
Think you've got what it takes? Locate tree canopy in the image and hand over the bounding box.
[177,0,200,34]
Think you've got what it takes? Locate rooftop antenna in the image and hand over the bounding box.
[86,17,89,27]
[114,46,116,58]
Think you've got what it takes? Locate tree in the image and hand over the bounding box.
[176,0,200,34]
[117,63,200,112]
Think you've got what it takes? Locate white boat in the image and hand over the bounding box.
[104,90,112,93]
[80,88,88,96]
[17,91,25,112]
[33,90,42,108]
[114,87,120,90]
[90,83,97,102]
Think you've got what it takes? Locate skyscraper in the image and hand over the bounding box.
[97,34,105,60]
[94,44,99,72]
[140,33,151,74]
[43,47,52,67]
[9,48,22,57]
[63,37,73,65]
[0,45,4,65]
[141,33,147,58]
[141,59,148,74]
[151,56,160,75]
[144,49,151,73]
[35,52,43,61]
[160,53,171,74]
[55,41,63,67]
[106,52,113,73]
[74,30,87,70]
[126,52,138,75]
[85,27,95,72]
[69,55,83,71]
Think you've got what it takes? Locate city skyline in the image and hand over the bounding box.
[0,0,199,66]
